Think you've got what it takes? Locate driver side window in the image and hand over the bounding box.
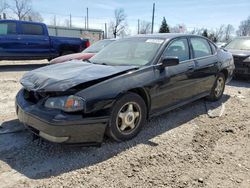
[163,38,190,62]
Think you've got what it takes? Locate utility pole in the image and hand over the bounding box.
[151,3,155,34]
[138,19,140,34]
[105,23,107,39]
[54,15,57,26]
[84,16,86,29]
[86,7,89,29]
[69,14,72,28]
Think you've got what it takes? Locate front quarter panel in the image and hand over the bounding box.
[76,66,156,113]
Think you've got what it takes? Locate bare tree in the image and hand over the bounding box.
[170,24,187,33]
[139,20,151,34]
[27,10,43,22]
[224,24,234,42]
[10,0,32,20]
[0,0,8,15]
[237,16,250,36]
[109,8,126,38]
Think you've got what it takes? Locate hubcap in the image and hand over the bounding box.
[214,77,224,97]
[116,102,141,134]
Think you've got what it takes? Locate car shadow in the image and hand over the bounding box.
[228,79,250,88]
[0,63,49,72]
[0,95,230,179]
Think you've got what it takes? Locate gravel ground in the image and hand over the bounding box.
[0,61,249,188]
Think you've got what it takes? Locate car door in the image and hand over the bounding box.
[151,37,198,113]
[0,21,22,58]
[189,37,219,94]
[19,23,51,58]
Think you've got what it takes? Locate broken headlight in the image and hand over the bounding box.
[44,95,85,112]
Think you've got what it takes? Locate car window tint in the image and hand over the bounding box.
[191,38,212,58]
[163,38,190,62]
[21,24,44,35]
[0,22,17,35]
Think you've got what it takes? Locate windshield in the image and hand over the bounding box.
[225,38,250,50]
[90,38,164,66]
[83,40,114,53]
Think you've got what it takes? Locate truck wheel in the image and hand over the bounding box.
[206,73,225,101]
[107,92,147,142]
[61,51,75,56]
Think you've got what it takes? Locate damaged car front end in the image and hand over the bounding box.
[16,61,138,144]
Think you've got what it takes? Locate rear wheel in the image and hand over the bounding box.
[107,92,147,142]
[207,73,225,101]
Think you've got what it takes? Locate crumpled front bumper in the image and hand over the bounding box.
[15,89,109,145]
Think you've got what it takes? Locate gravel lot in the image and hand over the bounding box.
[0,61,249,188]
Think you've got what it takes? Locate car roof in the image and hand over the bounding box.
[0,19,46,26]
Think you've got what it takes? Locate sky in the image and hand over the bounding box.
[19,0,250,34]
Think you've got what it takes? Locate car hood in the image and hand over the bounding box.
[20,60,138,92]
[50,53,94,64]
[227,49,250,57]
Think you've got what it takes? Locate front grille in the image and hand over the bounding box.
[23,89,45,103]
[233,56,250,68]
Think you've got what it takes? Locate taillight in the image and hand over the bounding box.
[85,40,90,48]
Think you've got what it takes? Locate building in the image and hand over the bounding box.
[48,25,104,44]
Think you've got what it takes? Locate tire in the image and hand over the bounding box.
[61,50,75,56]
[107,92,147,142]
[206,73,226,101]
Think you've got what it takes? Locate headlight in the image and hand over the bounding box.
[44,95,85,112]
[243,56,250,62]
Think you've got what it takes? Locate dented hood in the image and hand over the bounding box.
[20,60,137,92]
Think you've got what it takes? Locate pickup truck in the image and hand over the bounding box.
[0,20,90,60]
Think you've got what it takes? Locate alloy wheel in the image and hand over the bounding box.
[116,102,141,134]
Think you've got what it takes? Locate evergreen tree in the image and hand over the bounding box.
[159,17,170,33]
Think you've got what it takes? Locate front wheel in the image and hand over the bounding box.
[107,92,147,142]
[207,73,225,101]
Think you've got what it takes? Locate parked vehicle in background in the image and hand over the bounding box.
[50,39,115,64]
[16,34,234,145]
[216,42,227,48]
[224,37,250,78]
[0,20,90,61]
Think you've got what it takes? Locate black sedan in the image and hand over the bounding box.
[16,34,235,145]
[224,36,250,78]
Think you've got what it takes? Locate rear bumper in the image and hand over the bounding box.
[16,89,109,144]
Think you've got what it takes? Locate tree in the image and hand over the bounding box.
[109,8,126,38]
[237,16,250,36]
[139,20,151,34]
[0,0,8,15]
[159,17,169,33]
[224,24,234,42]
[170,24,187,33]
[202,29,208,38]
[9,0,32,20]
[27,10,43,22]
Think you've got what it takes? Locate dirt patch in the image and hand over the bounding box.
[0,61,249,188]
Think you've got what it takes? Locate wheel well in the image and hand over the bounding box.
[128,88,150,118]
[220,69,228,80]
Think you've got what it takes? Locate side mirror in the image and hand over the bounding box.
[160,56,179,68]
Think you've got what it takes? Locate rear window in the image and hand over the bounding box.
[20,24,44,35]
[190,38,212,58]
[0,22,17,35]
